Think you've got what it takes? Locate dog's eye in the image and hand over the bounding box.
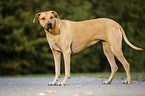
[50,16,53,19]
[41,17,45,20]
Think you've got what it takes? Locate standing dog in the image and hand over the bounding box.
[33,11,143,86]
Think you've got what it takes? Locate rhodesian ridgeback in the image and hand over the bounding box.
[33,11,143,86]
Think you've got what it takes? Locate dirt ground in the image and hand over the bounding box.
[0,77,145,96]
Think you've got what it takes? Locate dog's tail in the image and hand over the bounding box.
[120,26,143,51]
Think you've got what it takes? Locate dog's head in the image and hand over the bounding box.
[33,11,59,31]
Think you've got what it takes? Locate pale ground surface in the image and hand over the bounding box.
[0,77,145,96]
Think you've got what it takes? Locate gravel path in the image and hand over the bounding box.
[0,77,145,96]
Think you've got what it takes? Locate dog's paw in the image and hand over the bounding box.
[48,82,56,86]
[123,80,131,84]
[57,82,66,86]
[102,80,111,84]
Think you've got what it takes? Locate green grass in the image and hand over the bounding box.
[1,72,145,81]
[72,72,145,81]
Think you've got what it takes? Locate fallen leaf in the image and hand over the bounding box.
[86,92,94,96]
[45,90,57,94]
[38,93,45,96]
[73,94,80,96]
[26,93,30,95]
[76,84,84,87]
[9,82,15,85]
[9,82,12,85]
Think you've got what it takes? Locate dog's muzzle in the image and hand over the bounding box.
[46,22,53,30]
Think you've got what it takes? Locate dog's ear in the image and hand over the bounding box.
[51,11,59,19]
[33,13,41,23]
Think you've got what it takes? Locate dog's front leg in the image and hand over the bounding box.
[48,49,61,86]
[58,49,71,86]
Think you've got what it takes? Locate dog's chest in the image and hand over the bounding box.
[48,38,61,52]
[46,33,61,52]
[51,43,61,51]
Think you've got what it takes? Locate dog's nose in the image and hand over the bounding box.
[47,22,53,29]
[47,22,52,26]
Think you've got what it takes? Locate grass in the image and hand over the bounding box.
[1,72,145,81]
[72,72,145,81]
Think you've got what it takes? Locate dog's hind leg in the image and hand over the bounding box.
[108,38,131,84]
[104,25,131,84]
[102,42,118,84]
[111,46,131,84]
[48,49,61,86]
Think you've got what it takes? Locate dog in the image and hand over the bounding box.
[33,11,143,86]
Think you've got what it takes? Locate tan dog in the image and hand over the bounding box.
[33,11,143,86]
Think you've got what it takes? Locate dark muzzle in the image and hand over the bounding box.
[46,22,53,30]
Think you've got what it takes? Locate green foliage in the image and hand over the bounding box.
[0,0,145,75]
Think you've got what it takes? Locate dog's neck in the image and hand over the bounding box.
[53,18,61,35]
[45,18,61,35]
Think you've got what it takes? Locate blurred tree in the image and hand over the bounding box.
[0,0,144,75]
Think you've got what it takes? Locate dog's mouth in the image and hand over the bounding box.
[44,27,53,32]
[46,25,53,30]
[45,22,53,30]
